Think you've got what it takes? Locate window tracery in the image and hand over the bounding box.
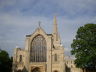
[30,35,47,62]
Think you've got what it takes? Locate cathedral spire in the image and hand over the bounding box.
[53,16,59,41]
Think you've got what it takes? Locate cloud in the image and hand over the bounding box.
[0,0,96,56]
[0,0,95,17]
[54,0,96,16]
[0,12,96,56]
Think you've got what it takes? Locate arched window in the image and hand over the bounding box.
[30,35,47,62]
[54,54,57,62]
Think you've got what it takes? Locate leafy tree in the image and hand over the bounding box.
[0,49,12,72]
[71,24,96,69]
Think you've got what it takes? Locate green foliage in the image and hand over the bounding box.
[0,49,12,72]
[71,24,96,68]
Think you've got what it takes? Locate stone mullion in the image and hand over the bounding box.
[36,39,38,62]
[42,38,45,62]
[31,41,33,62]
[37,38,39,62]
[32,43,35,61]
[41,37,43,62]
[39,38,41,62]
[33,41,35,62]
[34,39,36,62]
[44,40,46,62]
[39,37,41,62]
[42,39,44,62]
[44,39,46,62]
[42,38,44,62]
[36,38,38,62]
[31,43,33,62]
[36,38,37,62]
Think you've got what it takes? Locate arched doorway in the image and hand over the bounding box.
[54,70,58,72]
[31,67,40,72]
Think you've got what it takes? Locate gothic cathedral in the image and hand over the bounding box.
[13,17,82,72]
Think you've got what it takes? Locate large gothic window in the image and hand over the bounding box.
[30,35,47,62]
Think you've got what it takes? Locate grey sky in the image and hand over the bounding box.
[0,0,96,56]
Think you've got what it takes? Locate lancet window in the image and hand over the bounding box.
[19,55,22,62]
[54,54,57,62]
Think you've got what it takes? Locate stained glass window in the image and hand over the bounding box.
[30,35,47,62]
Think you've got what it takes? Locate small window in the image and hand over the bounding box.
[19,55,22,62]
[54,54,57,61]
[71,61,73,64]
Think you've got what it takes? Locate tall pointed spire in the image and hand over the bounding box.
[53,16,59,41]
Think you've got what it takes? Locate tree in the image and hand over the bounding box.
[71,24,96,69]
[0,49,12,72]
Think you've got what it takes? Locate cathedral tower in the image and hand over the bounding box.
[53,16,61,47]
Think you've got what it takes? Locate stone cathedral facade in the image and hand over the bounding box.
[13,17,82,72]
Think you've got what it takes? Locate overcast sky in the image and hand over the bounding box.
[0,0,96,56]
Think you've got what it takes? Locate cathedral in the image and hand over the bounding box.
[12,17,82,72]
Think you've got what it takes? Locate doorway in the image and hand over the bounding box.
[31,67,40,72]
